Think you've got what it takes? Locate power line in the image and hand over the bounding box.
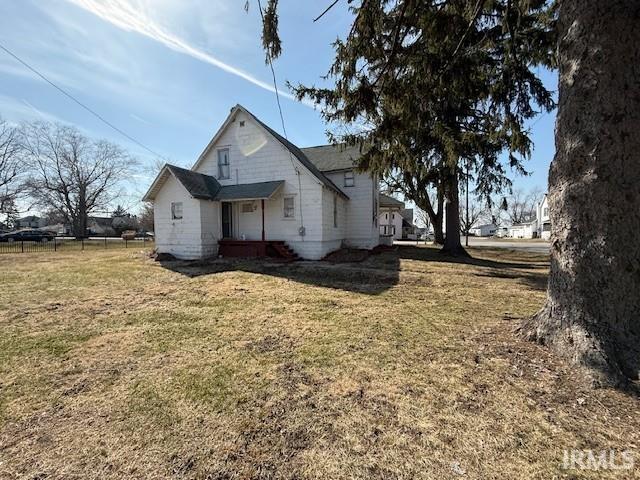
[0,42,166,160]
[257,0,305,232]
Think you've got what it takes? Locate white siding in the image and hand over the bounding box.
[200,200,221,257]
[152,109,381,260]
[153,175,205,259]
[379,209,403,240]
[324,170,380,249]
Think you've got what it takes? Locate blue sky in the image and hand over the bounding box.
[0,0,557,214]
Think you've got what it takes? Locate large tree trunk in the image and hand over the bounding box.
[432,212,444,245]
[416,185,444,245]
[441,169,467,256]
[520,0,640,385]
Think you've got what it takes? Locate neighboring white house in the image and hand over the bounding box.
[16,216,46,229]
[535,193,551,240]
[505,193,551,239]
[143,105,381,260]
[469,223,497,237]
[379,194,405,241]
[509,221,536,239]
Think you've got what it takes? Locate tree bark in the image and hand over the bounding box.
[520,0,640,385]
[441,168,467,256]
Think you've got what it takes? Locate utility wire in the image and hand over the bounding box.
[0,42,165,160]
[256,0,305,233]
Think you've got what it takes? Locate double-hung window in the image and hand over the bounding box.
[283,196,295,219]
[217,148,230,179]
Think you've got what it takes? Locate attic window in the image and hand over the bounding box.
[239,121,245,127]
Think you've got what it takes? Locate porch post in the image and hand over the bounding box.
[261,199,265,241]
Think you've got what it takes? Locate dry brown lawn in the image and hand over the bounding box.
[0,246,638,479]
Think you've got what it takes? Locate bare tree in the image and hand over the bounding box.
[506,188,542,224]
[138,202,154,233]
[480,197,508,233]
[0,119,26,224]
[459,201,486,237]
[22,122,134,238]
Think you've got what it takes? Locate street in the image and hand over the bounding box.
[395,237,551,254]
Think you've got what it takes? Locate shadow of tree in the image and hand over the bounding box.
[158,251,401,295]
[157,245,550,295]
[397,245,549,292]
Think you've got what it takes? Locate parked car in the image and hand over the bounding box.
[0,229,56,242]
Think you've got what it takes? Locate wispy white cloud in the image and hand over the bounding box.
[65,0,301,103]
[130,113,151,125]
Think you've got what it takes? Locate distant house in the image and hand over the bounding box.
[87,217,116,236]
[379,194,405,241]
[400,208,417,240]
[505,193,551,239]
[16,216,46,229]
[509,221,536,239]
[39,223,71,235]
[470,223,497,237]
[535,193,551,240]
[495,226,509,238]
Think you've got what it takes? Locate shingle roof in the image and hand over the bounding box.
[300,144,362,172]
[148,164,284,201]
[240,107,349,199]
[167,164,222,200]
[379,193,405,209]
[215,181,284,200]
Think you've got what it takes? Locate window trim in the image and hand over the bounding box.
[217,148,230,179]
[344,170,355,187]
[283,195,295,219]
[171,202,183,220]
[333,194,338,228]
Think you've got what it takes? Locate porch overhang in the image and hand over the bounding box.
[215,180,284,201]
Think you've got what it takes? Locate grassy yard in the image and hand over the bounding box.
[0,247,638,479]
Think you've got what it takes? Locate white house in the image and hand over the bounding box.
[143,105,380,260]
[379,194,405,241]
[469,223,497,237]
[508,221,536,239]
[536,193,551,240]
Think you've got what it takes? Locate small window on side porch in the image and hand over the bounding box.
[283,196,295,218]
[171,202,183,220]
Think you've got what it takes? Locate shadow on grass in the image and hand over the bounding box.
[397,245,549,292]
[157,244,549,294]
[158,251,401,295]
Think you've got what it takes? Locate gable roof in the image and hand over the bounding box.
[300,144,361,172]
[142,164,284,202]
[191,104,348,199]
[167,164,222,200]
[379,193,405,209]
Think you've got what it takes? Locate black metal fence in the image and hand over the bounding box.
[0,237,154,255]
